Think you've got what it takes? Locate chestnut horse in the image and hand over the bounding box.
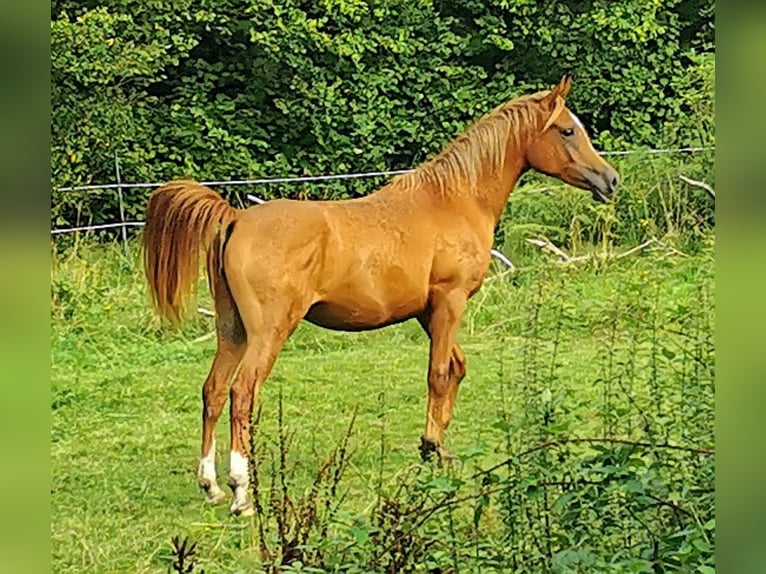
[143,76,618,515]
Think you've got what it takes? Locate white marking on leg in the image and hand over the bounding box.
[198,438,217,484]
[229,450,252,514]
[230,449,248,483]
[198,438,225,503]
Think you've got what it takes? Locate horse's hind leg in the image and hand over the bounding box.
[197,278,246,504]
[198,341,244,504]
[227,302,306,516]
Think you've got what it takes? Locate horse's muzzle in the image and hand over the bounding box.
[589,166,620,203]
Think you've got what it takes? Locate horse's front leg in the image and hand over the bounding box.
[418,290,468,461]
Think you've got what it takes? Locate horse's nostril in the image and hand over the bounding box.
[610,176,618,189]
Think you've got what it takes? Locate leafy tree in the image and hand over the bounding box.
[50,0,714,227]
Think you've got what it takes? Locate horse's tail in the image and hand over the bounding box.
[143,180,238,324]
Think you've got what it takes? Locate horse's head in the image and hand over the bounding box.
[526,76,619,203]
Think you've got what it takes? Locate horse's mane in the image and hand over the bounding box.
[390,91,548,195]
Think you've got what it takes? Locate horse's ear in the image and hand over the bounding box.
[557,74,572,99]
[552,75,572,101]
[541,96,566,132]
[540,75,571,131]
[543,75,571,112]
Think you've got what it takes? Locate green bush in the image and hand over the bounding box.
[51,0,714,228]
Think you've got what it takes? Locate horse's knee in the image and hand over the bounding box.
[428,363,451,397]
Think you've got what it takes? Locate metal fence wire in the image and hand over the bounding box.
[50,146,714,268]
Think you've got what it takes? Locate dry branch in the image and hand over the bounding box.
[192,331,216,344]
[490,248,515,270]
[194,307,216,343]
[678,174,715,198]
[525,238,575,262]
[526,236,688,264]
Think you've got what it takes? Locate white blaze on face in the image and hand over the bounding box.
[571,112,600,155]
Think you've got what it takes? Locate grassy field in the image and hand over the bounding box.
[51,236,714,573]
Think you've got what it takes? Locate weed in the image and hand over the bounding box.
[51,209,713,571]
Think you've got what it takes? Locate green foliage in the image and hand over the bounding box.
[51,0,714,227]
[51,239,714,572]
[50,3,716,568]
[666,49,716,149]
[497,148,715,262]
[51,4,201,225]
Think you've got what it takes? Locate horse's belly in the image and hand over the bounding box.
[304,244,430,331]
[304,284,427,332]
[303,302,412,331]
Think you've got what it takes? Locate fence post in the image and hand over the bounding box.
[114,151,128,253]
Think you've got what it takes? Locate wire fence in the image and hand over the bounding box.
[51,145,715,259]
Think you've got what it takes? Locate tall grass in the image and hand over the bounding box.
[498,148,714,266]
[51,157,714,572]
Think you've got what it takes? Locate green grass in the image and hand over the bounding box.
[51,239,714,572]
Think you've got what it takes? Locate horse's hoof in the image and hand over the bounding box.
[419,436,456,464]
[230,499,254,517]
[236,506,255,518]
[419,436,440,462]
[199,479,227,505]
[205,488,227,505]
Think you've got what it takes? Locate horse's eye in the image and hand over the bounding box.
[561,128,575,137]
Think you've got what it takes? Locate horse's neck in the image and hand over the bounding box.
[450,153,526,241]
[479,155,526,224]
[385,134,530,238]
